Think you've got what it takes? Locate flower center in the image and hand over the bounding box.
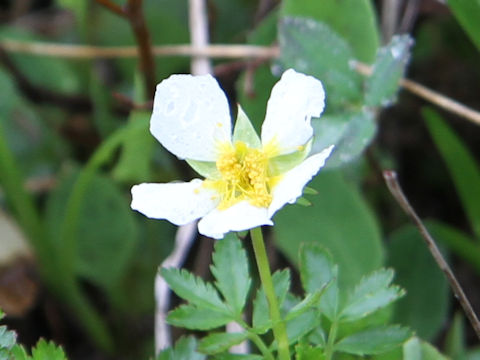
[206,141,274,210]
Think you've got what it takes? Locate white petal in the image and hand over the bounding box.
[150,74,232,161]
[268,145,334,217]
[131,179,218,225]
[198,201,273,239]
[261,69,326,154]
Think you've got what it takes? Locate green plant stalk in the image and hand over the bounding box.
[236,318,274,360]
[324,320,338,360]
[250,227,290,360]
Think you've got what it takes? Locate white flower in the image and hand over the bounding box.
[131,69,334,239]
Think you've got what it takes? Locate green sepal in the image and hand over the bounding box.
[232,105,261,149]
[186,159,220,179]
[303,187,319,195]
[296,197,312,207]
[269,139,312,176]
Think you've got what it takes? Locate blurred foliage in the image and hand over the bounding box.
[0,0,479,359]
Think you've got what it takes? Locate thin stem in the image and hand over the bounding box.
[383,170,480,340]
[247,332,275,360]
[324,320,338,360]
[250,227,290,360]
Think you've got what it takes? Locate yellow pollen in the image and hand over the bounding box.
[205,141,274,210]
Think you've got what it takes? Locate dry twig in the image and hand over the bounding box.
[383,170,480,340]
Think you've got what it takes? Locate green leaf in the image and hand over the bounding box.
[423,107,480,240]
[211,234,251,315]
[281,0,380,63]
[445,312,466,360]
[285,290,325,322]
[31,339,67,360]
[403,337,449,360]
[0,326,16,350]
[447,0,480,51]
[112,110,154,183]
[212,355,263,360]
[167,304,233,331]
[232,106,261,149]
[278,17,363,110]
[275,170,384,289]
[340,269,405,322]
[10,345,29,360]
[252,270,291,332]
[198,332,249,355]
[387,224,449,341]
[311,110,376,168]
[294,344,325,360]
[335,325,411,355]
[299,244,338,321]
[286,309,319,346]
[160,268,228,312]
[46,171,137,289]
[365,35,414,107]
[157,336,205,360]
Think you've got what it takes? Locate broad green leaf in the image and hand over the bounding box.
[167,304,233,331]
[252,270,291,332]
[198,332,249,355]
[31,339,67,360]
[46,171,137,289]
[365,35,414,107]
[282,0,380,63]
[278,17,363,110]
[311,110,376,168]
[211,234,251,314]
[299,244,338,321]
[160,268,227,312]
[10,345,29,360]
[423,107,480,240]
[232,106,261,149]
[340,269,405,322]
[403,337,449,360]
[112,111,154,183]
[286,309,319,345]
[335,326,411,355]
[445,312,466,360]
[275,170,384,288]
[447,0,480,51]
[157,336,205,360]
[387,224,449,341]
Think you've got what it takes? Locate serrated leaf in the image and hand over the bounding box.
[161,268,228,312]
[211,234,251,315]
[198,332,249,355]
[157,336,205,360]
[311,110,376,168]
[335,325,411,355]
[285,310,319,346]
[212,354,263,360]
[423,107,480,240]
[403,337,449,360]
[167,304,233,330]
[295,346,325,360]
[232,106,261,149]
[0,326,16,350]
[278,17,363,110]
[340,269,405,322]
[285,289,325,322]
[281,0,379,63]
[365,35,414,107]
[10,344,29,360]
[31,339,67,360]
[252,270,291,333]
[299,244,339,320]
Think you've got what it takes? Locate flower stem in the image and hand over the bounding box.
[324,320,338,360]
[250,227,290,360]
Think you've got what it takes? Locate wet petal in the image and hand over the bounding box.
[198,201,273,239]
[131,179,218,225]
[268,145,334,217]
[150,74,232,161]
[261,69,326,154]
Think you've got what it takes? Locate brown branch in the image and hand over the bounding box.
[383,170,480,340]
[124,0,156,99]
[0,46,92,112]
